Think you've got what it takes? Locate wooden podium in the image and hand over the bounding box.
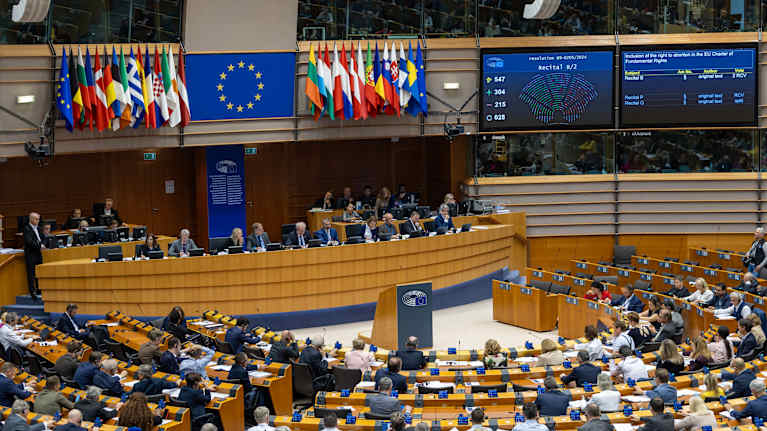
[370,282,433,350]
[492,280,558,331]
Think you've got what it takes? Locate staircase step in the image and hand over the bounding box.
[3,304,45,314]
[15,295,43,306]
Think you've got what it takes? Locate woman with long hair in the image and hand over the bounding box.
[708,325,734,364]
[656,339,684,375]
[687,336,712,371]
[117,393,161,431]
[375,187,392,216]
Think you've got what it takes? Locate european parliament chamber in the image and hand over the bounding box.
[5,2,767,431]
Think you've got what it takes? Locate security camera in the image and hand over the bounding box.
[444,124,465,137]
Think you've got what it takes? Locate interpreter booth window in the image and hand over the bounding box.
[423,0,475,36]
[478,0,611,37]
[618,0,760,34]
[0,0,46,43]
[617,130,756,173]
[476,132,615,177]
[348,0,422,37]
[298,0,346,40]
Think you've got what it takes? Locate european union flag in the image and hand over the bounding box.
[185,52,295,121]
[56,48,74,132]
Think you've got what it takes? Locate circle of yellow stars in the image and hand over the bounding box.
[57,74,71,111]
[217,60,265,112]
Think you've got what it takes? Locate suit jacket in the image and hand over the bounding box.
[400,219,425,236]
[368,393,402,416]
[286,231,312,247]
[246,233,271,251]
[269,341,299,363]
[561,363,601,387]
[373,368,408,394]
[227,362,259,393]
[178,386,211,419]
[131,377,177,396]
[74,362,98,389]
[56,313,82,338]
[732,394,767,422]
[299,346,328,377]
[138,342,162,365]
[169,238,198,256]
[158,350,180,375]
[0,374,31,407]
[396,349,426,370]
[74,398,118,422]
[225,326,260,354]
[378,223,398,237]
[578,419,615,431]
[737,332,758,358]
[33,389,74,415]
[54,423,86,431]
[618,295,645,313]
[637,413,674,431]
[314,228,339,243]
[535,390,571,416]
[98,208,121,225]
[336,197,354,210]
[704,293,732,309]
[433,215,455,231]
[4,414,45,431]
[23,224,43,266]
[93,370,123,396]
[645,383,677,404]
[722,369,756,398]
[54,353,79,380]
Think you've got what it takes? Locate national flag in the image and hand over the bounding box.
[162,46,180,127]
[416,40,427,116]
[398,42,411,110]
[176,47,191,127]
[305,43,323,118]
[55,48,74,132]
[113,47,132,129]
[141,46,156,128]
[337,43,353,120]
[365,42,377,117]
[406,40,428,117]
[127,47,145,128]
[354,43,368,120]
[84,48,98,130]
[69,48,84,129]
[92,49,109,131]
[405,42,419,115]
[320,43,335,120]
[349,43,366,120]
[331,43,345,120]
[374,42,385,111]
[382,42,400,116]
[153,47,170,127]
[102,47,118,122]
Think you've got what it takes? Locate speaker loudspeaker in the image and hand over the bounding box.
[12,0,51,23]
[523,0,561,19]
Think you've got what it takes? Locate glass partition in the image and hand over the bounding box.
[0,0,47,43]
[619,0,759,34]
[478,0,611,37]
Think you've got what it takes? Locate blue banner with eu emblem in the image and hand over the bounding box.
[206,145,246,240]
[185,52,295,121]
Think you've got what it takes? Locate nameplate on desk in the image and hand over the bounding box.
[682,302,691,310]
[663,278,674,285]
[641,292,652,299]
[659,261,671,269]
[520,287,532,295]
[597,266,608,273]
[576,262,587,270]
[696,249,708,257]
[640,273,652,281]
[637,258,649,265]
[697,308,704,316]
[498,283,510,291]
[532,271,543,278]
[755,297,764,305]
[604,305,613,314]
[573,278,585,286]
[704,269,716,276]
[618,270,630,277]
[681,265,693,272]
[552,274,564,282]
[587,302,599,310]
[719,253,731,260]
[728,273,741,281]
[565,297,578,305]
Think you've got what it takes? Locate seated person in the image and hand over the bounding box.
[704,284,732,311]
[684,278,713,305]
[0,363,31,407]
[227,352,264,394]
[246,222,270,251]
[162,306,189,341]
[74,386,118,422]
[433,204,455,231]
[179,345,215,378]
[342,202,361,222]
[584,281,611,303]
[224,317,260,354]
[400,211,425,236]
[610,320,635,353]
[578,403,613,431]
[634,368,676,404]
[117,392,162,431]
[686,337,712,372]
[560,351,600,388]
[395,336,427,370]
[0,312,35,351]
[735,318,759,358]
[136,234,161,258]
[574,325,605,361]
[314,218,339,245]
[65,209,83,229]
[138,329,164,365]
[374,357,408,394]
[77,219,89,232]
[98,198,121,225]
[392,184,414,207]
[662,276,690,298]
[652,309,683,343]
[74,352,103,389]
[286,222,312,248]
[378,213,399,238]
[610,345,649,383]
[634,397,673,431]
[55,341,82,380]
[484,338,509,369]
[359,185,376,209]
[725,378,767,423]
[369,377,413,416]
[158,336,184,375]
[315,191,335,210]
[655,339,684,375]
[535,338,564,367]
[344,338,375,371]
[590,373,620,413]
[33,376,74,416]
[736,272,762,295]
[626,312,652,347]
[131,364,177,395]
[169,229,197,257]
[55,304,89,341]
[700,373,725,400]
[361,216,378,241]
[534,376,571,416]
[299,334,332,377]
[269,330,299,364]
[178,373,212,421]
[336,187,355,210]
[93,359,126,396]
[226,227,245,249]
[612,285,644,312]
[512,402,548,431]
[714,292,751,320]
[721,357,756,398]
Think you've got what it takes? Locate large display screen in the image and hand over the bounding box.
[620,45,757,127]
[480,48,615,131]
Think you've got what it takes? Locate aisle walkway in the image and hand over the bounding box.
[291,299,559,350]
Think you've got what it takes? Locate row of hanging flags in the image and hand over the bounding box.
[305,40,428,120]
[55,46,191,132]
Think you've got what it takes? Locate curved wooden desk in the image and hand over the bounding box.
[36,221,521,317]
[41,235,174,263]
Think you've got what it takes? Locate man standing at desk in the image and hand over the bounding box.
[246,223,270,251]
[23,212,43,300]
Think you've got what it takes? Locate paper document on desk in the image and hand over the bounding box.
[161,419,173,425]
[676,389,700,396]
[356,381,376,389]
[621,395,651,403]
[248,371,272,379]
[530,378,545,384]
[371,361,384,367]
[206,361,219,367]
[100,322,119,327]
[421,381,455,389]
[38,340,58,346]
[719,410,735,420]
[716,315,736,320]
[211,365,232,371]
[613,424,638,431]
[211,392,229,399]
[16,329,34,334]
[564,351,580,358]
[326,357,338,364]
[514,357,537,363]
[472,226,489,230]
[193,320,215,326]
[569,399,588,410]
[163,388,181,398]
[123,380,139,388]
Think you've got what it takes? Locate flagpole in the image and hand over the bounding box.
[179,41,185,148]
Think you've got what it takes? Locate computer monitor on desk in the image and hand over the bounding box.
[86,226,106,244]
[98,245,122,260]
[266,243,282,251]
[401,203,417,217]
[72,232,87,246]
[132,226,146,241]
[116,226,130,241]
[54,234,69,248]
[208,237,230,254]
[102,229,118,243]
[390,207,404,220]
[97,215,114,227]
[227,245,243,254]
[189,248,204,257]
[416,206,430,219]
[43,236,58,249]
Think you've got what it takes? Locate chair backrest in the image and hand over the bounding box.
[574,272,593,280]
[331,366,362,391]
[614,245,636,266]
[424,221,435,232]
[281,224,296,235]
[472,383,508,393]
[530,280,551,292]
[345,224,363,239]
[292,362,315,399]
[7,346,23,367]
[550,284,570,295]
[364,412,391,420]
[214,338,233,354]
[418,385,454,394]
[634,280,651,291]
[105,340,130,362]
[134,244,142,257]
[314,407,353,419]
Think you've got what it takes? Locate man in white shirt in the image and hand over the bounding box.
[611,321,634,354]
[179,346,215,378]
[610,345,648,383]
[714,292,751,320]
[247,406,274,431]
[0,312,34,351]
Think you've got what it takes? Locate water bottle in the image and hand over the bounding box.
[623,405,632,417]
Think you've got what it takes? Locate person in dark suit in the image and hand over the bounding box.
[131,365,177,395]
[369,377,413,416]
[735,319,759,358]
[315,191,335,210]
[269,331,299,363]
[613,285,644,313]
[93,359,126,396]
[246,223,271,251]
[65,208,83,230]
[225,318,260,354]
[74,352,103,389]
[227,352,263,394]
[52,406,85,431]
[704,284,732,310]
[299,335,331,377]
[396,336,426,370]
[0,363,31,407]
[22,212,43,299]
[162,306,188,341]
[361,216,379,241]
[74,386,118,422]
[359,185,376,209]
[727,378,767,423]
[578,403,615,431]
[336,187,355,210]
[378,213,399,238]
[136,234,161,258]
[56,303,89,341]
[54,341,82,380]
[633,398,673,431]
[374,357,408,394]
[168,229,198,257]
[722,357,756,398]
[314,219,339,245]
[97,198,121,225]
[661,277,690,298]
[400,211,425,237]
[433,204,455,232]
[286,222,312,248]
[5,400,52,431]
[560,351,601,388]
[735,272,761,295]
[178,373,211,421]
[535,376,571,416]
[392,184,414,208]
[158,337,183,375]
